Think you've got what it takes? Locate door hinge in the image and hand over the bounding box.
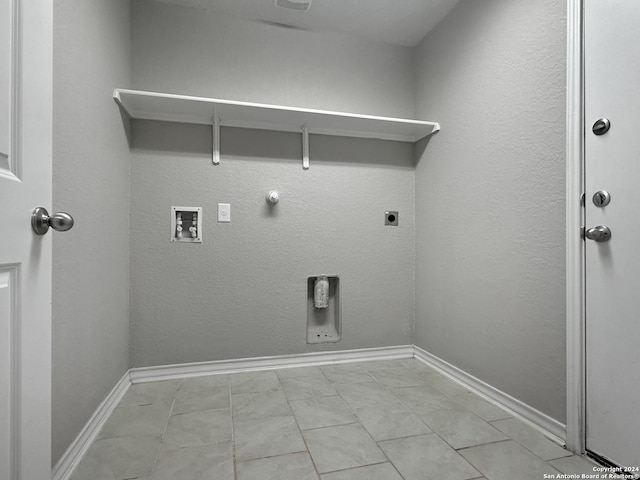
[580,193,585,206]
[581,226,585,240]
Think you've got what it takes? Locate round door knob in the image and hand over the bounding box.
[31,207,74,235]
[585,225,611,242]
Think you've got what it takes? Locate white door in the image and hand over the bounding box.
[585,0,640,468]
[0,0,53,478]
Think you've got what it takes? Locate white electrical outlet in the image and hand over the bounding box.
[218,203,231,223]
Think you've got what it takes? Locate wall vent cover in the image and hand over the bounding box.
[276,0,312,11]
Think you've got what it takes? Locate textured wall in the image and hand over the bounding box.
[52,0,568,436]
[128,0,418,367]
[131,0,416,119]
[52,0,131,464]
[414,0,567,423]
[129,123,415,367]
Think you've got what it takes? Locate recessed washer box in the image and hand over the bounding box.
[307,275,341,344]
[171,206,202,243]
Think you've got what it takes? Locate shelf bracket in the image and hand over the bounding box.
[212,112,220,165]
[302,124,309,170]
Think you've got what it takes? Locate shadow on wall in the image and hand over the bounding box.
[127,118,416,169]
[413,133,436,165]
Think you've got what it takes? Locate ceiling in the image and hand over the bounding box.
[153,0,461,47]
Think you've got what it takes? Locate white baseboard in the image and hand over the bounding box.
[52,372,131,480]
[130,345,414,383]
[413,345,566,442]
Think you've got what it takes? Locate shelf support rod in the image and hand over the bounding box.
[302,124,309,170]
[212,110,220,165]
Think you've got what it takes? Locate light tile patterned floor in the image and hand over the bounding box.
[70,358,599,480]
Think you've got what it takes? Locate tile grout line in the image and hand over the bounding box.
[377,431,439,444]
[278,372,323,479]
[452,437,565,477]
[328,361,408,480]
[297,419,359,433]
[281,362,414,478]
[363,427,408,480]
[545,452,579,461]
[320,461,397,478]
[231,372,308,468]
[487,418,574,463]
[403,384,527,463]
[455,438,513,452]
[419,410,516,471]
[149,384,179,479]
[363,361,487,479]
[375,427,485,480]
[229,376,239,480]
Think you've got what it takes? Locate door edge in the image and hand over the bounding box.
[565,0,586,455]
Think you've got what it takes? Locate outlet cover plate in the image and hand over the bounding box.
[218,203,231,223]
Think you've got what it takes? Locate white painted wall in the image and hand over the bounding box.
[131,0,417,119]
[52,0,131,465]
[128,0,417,367]
[414,0,567,423]
[50,0,570,458]
[130,123,415,366]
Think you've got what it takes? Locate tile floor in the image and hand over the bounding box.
[70,358,598,480]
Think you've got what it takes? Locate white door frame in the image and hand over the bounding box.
[565,0,586,455]
[566,0,586,454]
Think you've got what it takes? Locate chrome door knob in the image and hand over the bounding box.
[31,207,74,235]
[585,225,611,242]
